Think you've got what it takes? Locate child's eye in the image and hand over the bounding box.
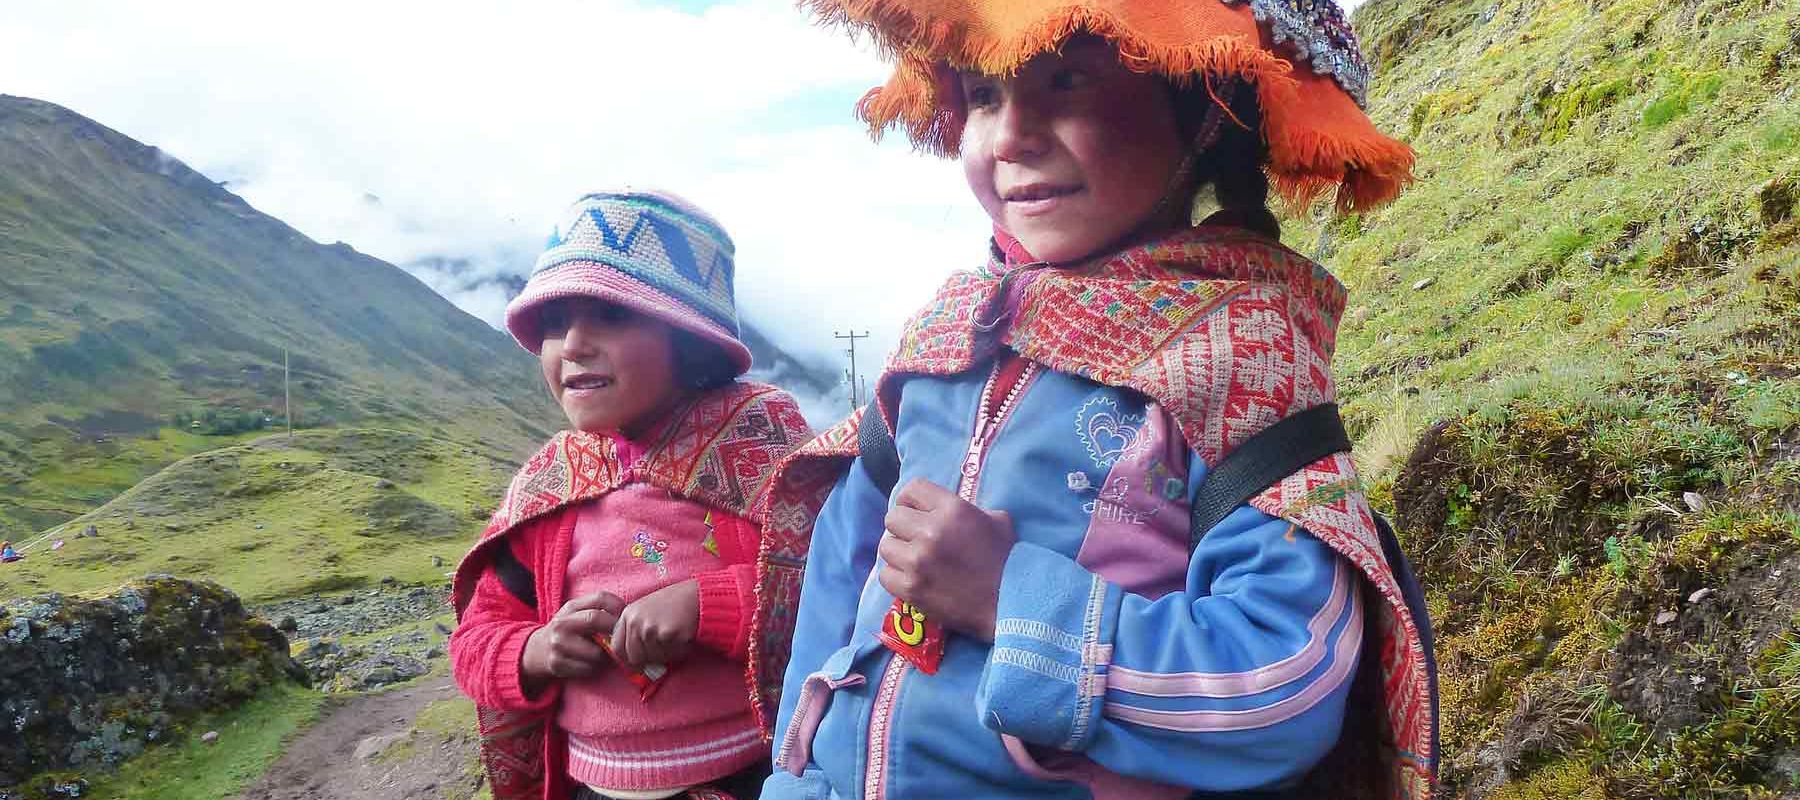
[595,304,633,325]
[1050,68,1089,91]
[539,304,571,336]
[964,83,999,109]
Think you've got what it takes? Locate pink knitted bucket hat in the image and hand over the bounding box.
[505,190,753,376]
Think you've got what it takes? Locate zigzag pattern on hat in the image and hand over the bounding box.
[535,192,738,331]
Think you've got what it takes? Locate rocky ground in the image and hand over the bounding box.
[0,576,304,798]
[234,582,486,800]
[255,581,455,692]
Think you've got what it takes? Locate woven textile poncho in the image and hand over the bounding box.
[806,0,1413,211]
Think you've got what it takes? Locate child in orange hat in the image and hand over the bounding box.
[758,2,1438,799]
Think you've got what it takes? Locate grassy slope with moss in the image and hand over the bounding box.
[0,95,560,536]
[1318,0,1800,795]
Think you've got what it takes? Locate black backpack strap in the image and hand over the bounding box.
[1188,403,1350,547]
[490,539,538,610]
[1189,402,1441,781]
[858,402,903,496]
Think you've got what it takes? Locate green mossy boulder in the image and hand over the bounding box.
[0,576,304,794]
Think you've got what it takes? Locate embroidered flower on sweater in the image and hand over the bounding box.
[629,530,670,577]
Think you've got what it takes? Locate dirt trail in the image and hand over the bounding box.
[236,677,484,800]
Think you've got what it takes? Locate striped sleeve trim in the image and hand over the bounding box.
[1106,560,1352,699]
[1101,585,1363,733]
[994,618,1086,654]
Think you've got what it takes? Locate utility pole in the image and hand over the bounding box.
[834,329,870,411]
[284,347,292,440]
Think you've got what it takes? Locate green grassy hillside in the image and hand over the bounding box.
[1323,0,1800,794]
[0,95,559,536]
[0,428,511,603]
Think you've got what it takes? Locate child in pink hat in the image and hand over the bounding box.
[451,191,818,800]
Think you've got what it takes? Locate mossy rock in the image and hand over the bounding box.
[5,772,88,800]
[0,576,304,791]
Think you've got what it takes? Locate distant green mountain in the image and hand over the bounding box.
[0,95,561,534]
[1316,0,1800,795]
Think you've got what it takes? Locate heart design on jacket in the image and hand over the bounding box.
[1077,396,1145,468]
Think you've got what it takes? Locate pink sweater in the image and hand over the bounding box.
[557,484,764,792]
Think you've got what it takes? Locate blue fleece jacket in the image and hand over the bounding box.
[764,363,1361,800]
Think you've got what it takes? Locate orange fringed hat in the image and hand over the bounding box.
[808,0,1414,211]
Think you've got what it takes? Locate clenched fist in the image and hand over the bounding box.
[878,478,1018,642]
[609,579,701,669]
[520,592,625,694]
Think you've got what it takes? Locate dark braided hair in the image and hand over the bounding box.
[1170,79,1282,241]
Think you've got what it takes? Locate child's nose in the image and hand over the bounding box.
[560,316,603,358]
[991,97,1048,162]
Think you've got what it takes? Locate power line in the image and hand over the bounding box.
[834,330,871,411]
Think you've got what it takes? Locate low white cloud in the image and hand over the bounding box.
[0,0,991,372]
[2,0,1369,381]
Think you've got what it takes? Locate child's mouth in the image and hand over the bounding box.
[1003,184,1080,201]
[563,374,613,392]
[1002,184,1082,213]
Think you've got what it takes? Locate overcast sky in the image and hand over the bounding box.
[2,0,1364,403]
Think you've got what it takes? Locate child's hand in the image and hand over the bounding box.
[610,580,700,669]
[521,592,625,687]
[879,478,1018,642]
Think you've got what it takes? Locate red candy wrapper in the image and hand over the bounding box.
[594,636,670,701]
[879,599,945,674]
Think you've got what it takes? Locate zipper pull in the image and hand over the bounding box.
[961,441,984,480]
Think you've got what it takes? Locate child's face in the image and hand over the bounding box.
[537,297,682,435]
[958,38,1186,264]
